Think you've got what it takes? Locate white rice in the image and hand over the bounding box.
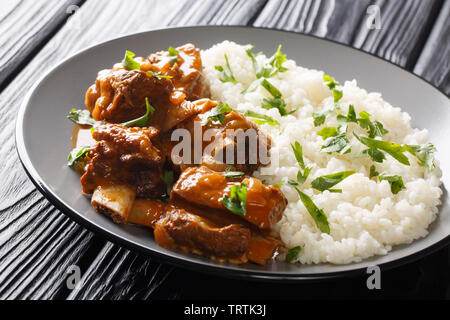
[201,41,442,264]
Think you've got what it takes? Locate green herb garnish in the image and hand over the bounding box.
[317,126,339,140]
[121,97,155,127]
[404,143,436,171]
[215,54,238,84]
[354,133,410,165]
[289,142,312,186]
[294,187,330,234]
[336,104,357,124]
[147,71,173,79]
[369,165,379,178]
[223,166,245,179]
[286,246,302,263]
[239,110,280,126]
[378,173,405,194]
[242,45,288,94]
[202,103,232,125]
[167,46,179,66]
[67,109,97,126]
[161,171,175,195]
[357,111,389,138]
[311,170,356,193]
[68,146,89,167]
[122,50,141,71]
[321,125,351,154]
[222,183,248,216]
[323,74,343,103]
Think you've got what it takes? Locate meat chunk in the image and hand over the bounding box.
[154,203,251,263]
[80,124,165,198]
[172,166,287,230]
[148,43,206,102]
[169,110,271,174]
[85,68,173,124]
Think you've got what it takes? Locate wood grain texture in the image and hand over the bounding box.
[414,0,450,95]
[253,0,443,69]
[0,0,266,300]
[0,0,85,90]
[0,0,448,300]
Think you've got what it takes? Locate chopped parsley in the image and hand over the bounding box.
[223,166,245,179]
[323,74,343,103]
[354,133,410,166]
[336,104,357,124]
[160,171,175,195]
[317,126,339,140]
[67,109,97,126]
[288,142,312,186]
[259,79,291,116]
[321,125,351,154]
[294,187,330,234]
[242,44,288,94]
[202,103,232,125]
[357,111,389,138]
[369,165,379,178]
[215,54,238,84]
[167,46,179,66]
[222,183,248,216]
[122,50,141,71]
[404,143,436,171]
[67,146,89,167]
[311,170,356,193]
[286,246,302,263]
[239,110,280,126]
[147,71,173,79]
[378,173,405,194]
[121,97,155,127]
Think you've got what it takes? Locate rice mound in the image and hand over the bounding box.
[201,41,442,264]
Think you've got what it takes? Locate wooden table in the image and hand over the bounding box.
[1,0,449,300]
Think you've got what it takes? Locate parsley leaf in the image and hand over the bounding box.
[268,45,288,74]
[337,104,357,124]
[67,109,97,126]
[222,183,248,216]
[323,74,343,103]
[404,143,436,171]
[369,165,379,178]
[122,50,141,71]
[286,246,302,263]
[289,142,312,186]
[261,78,282,98]
[202,103,232,125]
[313,112,327,127]
[262,97,289,116]
[223,166,245,179]
[311,170,356,193]
[354,133,410,165]
[317,126,339,140]
[147,71,173,79]
[239,110,280,126]
[160,171,175,195]
[321,125,351,154]
[68,146,89,167]
[167,46,179,66]
[357,111,389,138]
[121,97,155,127]
[215,54,238,84]
[294,187,330,234]
[379,173,405,194]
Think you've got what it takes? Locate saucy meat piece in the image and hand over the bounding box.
[168,110,271,174]
[154,203,251,263]
[172,166,287,230]
[80,124,164,198]
[85,68,173,123]
[147,43,205,102]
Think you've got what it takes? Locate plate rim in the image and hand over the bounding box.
[15,25,450,282]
